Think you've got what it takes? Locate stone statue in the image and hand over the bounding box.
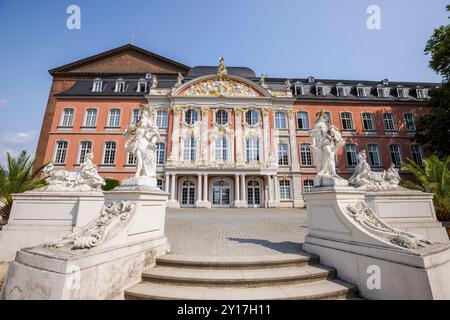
[123,104,160,187]
[78,152,106,190]
[349,150,401,191]
[217,57,228,78]
[151,74,158,88]
[41,153,105,192]
[259,74,268,88]
[285,79,292,90]
[175,72,184,87]
[309,110,348,187]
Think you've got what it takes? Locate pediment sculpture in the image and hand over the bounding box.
[185,79,259,97]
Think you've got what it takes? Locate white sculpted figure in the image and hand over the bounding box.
[123,104,160,187]
[78,152,106,190]
[309,110,348,187]
[349,150,401,191]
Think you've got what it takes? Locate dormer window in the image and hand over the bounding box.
[137,80,147,93]
[397,87,408,99]
[416,88,427,99]
[115,79,126,92]
[316,84,325,96]
[92,79,103,92]
[377,87,388,98]
[336,84,346,97]
[357,85,368,97]
[294,82,304,96]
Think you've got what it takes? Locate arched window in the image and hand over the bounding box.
[215,136,228,161]
[185,109,198,125]
[383,112,396,131]
[78,141,92,163]
[361,112,375,131]
[181,180,196,206]
[156,110,168,128]
[410,144,423,166]
[245,110,259,126]
[323,111,331,124]
[156,142,166,165]
[274,111,287,129]
[61,108,74,127]
[215,110,228,125]
[345,144,358,166]
[300,143,313,166]
[279,179,291,200]
[103,141,116,164]
[246,138,259,162]
[54,141,68,164]
[183,137,196,162]
[296,111,309,129]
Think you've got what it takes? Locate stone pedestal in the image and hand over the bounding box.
[0,186,170,300]
[0,191,104,262]
[302,186,450,299]
[365,190,449,243]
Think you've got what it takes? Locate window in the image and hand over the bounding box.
[303,179,314,192]
[278,143,289,165]
[294,84,304,96]
[137,81,147,93]
[367,144,381,167]
[404,113,416,131]
[345,144,358,166]
[336,86,346,97]
[61,108,74,127]
[340,112,354,130]
[183,137,196,162]
[377,87,388,98]
[92,80,103,92]
[115,80,126,92]
[410,144,423,166]
[274,111,287,129]
[300,143,313,166]
[362,112,375,131]
[131,109,141,124]
[416,88,427,99]
[316,85,325,96]
[156,142,166,165]
[245,110,259,126]
[296,111,309,129]
[246,138,259,162]
[357,87,367,97]
[185,109,198,125]
[108,109,121,127]
[215,110,228,125]
[389,144,402,167]
[156,110,168,128]
[84,109,97,127]
[323,111,332,124]
[279,180,291,200]
[78,141,92,163]
[215,137,228,161]
[383,112,396,131]
[103,141,116,164]
[157,179,164,191]
[127,152,136,165]
[397,88,408,98]
[54,141,68,164]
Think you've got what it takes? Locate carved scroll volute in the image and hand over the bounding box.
[262,107,272,117]
[201,106,210,117]
[173,106,183,116]
[287,109,295,119]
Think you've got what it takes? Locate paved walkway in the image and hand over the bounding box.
[165,208,308,257]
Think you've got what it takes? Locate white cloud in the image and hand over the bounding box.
[0,130,35,145]
[0,98,7,108]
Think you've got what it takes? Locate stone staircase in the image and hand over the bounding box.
[125,252,361,300]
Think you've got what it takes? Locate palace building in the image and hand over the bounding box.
[34,44,437,208]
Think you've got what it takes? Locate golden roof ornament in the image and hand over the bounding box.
[217,57,228,78]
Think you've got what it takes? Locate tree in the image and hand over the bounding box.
[402,155,450,221]
[414,5,450,156]
[0,151,47,222]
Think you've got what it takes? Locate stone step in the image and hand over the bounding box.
[156,253,318,269]
[142,264,336,286]
[125,279,357,300]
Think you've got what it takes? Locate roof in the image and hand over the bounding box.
[187,66,256,78]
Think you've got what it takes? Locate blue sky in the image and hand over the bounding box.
[0,0,447,164]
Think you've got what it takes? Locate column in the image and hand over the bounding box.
[288,110,300,171]
[273,175,280,202]
[170,174,176,201]
[262,107,271,163]
[197,174,202,203]
[203,174,208,202]
[235,174,240,203]
[235,108,244,162]
[201,107,209,162]
[264,176,270,208]
[165,174,170,193]
[240,174,246,204]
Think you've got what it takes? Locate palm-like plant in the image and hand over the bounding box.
[402,155,450,221]
[0,151,47,223]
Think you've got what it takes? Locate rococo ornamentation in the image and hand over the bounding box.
[185,79,258,97]
[44,201,135,250]
[346,201,432,249]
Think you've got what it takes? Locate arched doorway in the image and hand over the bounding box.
[247,179,262,208]
[180,179,196,208]
[211,179,232,208]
